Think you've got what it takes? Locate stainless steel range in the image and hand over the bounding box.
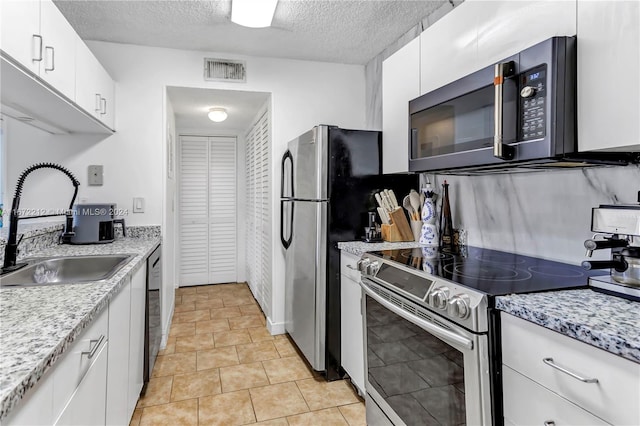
[358,246,597,426]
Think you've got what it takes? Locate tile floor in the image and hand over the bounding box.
[129,283,366,426]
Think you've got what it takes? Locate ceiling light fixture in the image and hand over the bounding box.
[208,107,228,122]
[231,0,278,28]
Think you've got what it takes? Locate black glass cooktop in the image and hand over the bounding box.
[368,246,600,296]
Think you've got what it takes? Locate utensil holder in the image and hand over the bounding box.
[381,223,403,242]
[410,220,422,242]
[381,209,414,242]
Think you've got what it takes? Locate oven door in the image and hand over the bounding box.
[360,278,491,426]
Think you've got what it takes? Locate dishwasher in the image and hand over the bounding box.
[143,245,162,394]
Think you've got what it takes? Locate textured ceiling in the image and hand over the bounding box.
[54,0,446,64]
[167,87,270,131]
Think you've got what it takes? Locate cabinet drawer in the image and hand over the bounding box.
[52,307,108,420]
[340,251,361,283]
[503,366,609,426]
[501,313,640,425]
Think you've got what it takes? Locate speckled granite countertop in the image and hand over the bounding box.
[496,289,640,363]
[0,236,161,421]
[338,240,436,256]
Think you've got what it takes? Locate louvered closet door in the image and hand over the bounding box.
[179,136,237,286]
[244,111,271,317]
[209,137,237,283]
[180,136,209,285]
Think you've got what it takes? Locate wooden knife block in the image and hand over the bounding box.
[381,209,414,242]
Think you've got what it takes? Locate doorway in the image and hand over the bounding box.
[167,87,271,294]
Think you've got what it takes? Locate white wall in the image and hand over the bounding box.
[3,117,115,214]
[162,96,177,346]
[87,41,366,333]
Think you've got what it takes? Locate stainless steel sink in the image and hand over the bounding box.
[0,254,134,287]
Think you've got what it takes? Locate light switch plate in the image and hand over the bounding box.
[133,197,145,213]
[88,165,103,186]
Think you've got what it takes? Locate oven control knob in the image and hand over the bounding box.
[358,259,371,274]
[448,294,471,319]
[429,287,450,310]
[367,261,380,276]
[520,86,536,98]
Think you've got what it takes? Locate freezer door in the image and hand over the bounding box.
[288,126,328,200]
[285,200,327,371]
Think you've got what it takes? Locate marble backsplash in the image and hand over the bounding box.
[421,164,640,265]
[0,223,161,264]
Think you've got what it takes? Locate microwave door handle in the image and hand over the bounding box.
[494,61,515,160]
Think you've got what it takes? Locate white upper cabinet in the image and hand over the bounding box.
[420,1,482,95]
[0,0,115,133]
[39,0,79,100]
[76,39,116,129]
[577,0,640,152]
[0,0,41,75]
[420,0,576,96]
[475,0,576,70]
[382,37,420,174]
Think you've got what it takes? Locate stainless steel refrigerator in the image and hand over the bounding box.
[280,125,417,380]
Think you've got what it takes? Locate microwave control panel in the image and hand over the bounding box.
[519,65,547,141]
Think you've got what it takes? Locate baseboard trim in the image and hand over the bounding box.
[161,303,174,349]
[267,317,286,335]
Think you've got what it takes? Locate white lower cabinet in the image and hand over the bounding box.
[106,279,131,426]
[3,306,108,426]
[4,262,149,426]
[503,366,608,426]
[2,367,54,426]
[501,313,640,426]
[340,251,365,395]
[128,265,147,417]
[54,342,108,426]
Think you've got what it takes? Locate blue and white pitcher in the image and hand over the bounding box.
[420,183,438,245]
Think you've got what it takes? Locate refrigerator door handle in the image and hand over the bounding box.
[280,200,293,249]
[281,150,294,198]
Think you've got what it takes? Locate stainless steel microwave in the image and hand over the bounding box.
[409,37,576,173]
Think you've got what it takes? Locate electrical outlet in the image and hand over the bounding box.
[133,197,145,213]
[88,165,103,186]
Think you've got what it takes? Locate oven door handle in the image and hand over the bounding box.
[359,280,474,350]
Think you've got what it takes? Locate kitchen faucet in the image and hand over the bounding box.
[1,163,80,274]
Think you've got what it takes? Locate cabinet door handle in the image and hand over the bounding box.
[542,358,598,383]
[81,335,105,359]
[346,264,358,270]
[95,94,102,113]
[32,35,43,62]
[44,46,55,71]
[544,421,556,426]
[101,97,107,115]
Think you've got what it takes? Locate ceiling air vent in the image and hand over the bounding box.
[204,58,246,83]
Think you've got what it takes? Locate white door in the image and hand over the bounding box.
[179,135,237,286]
